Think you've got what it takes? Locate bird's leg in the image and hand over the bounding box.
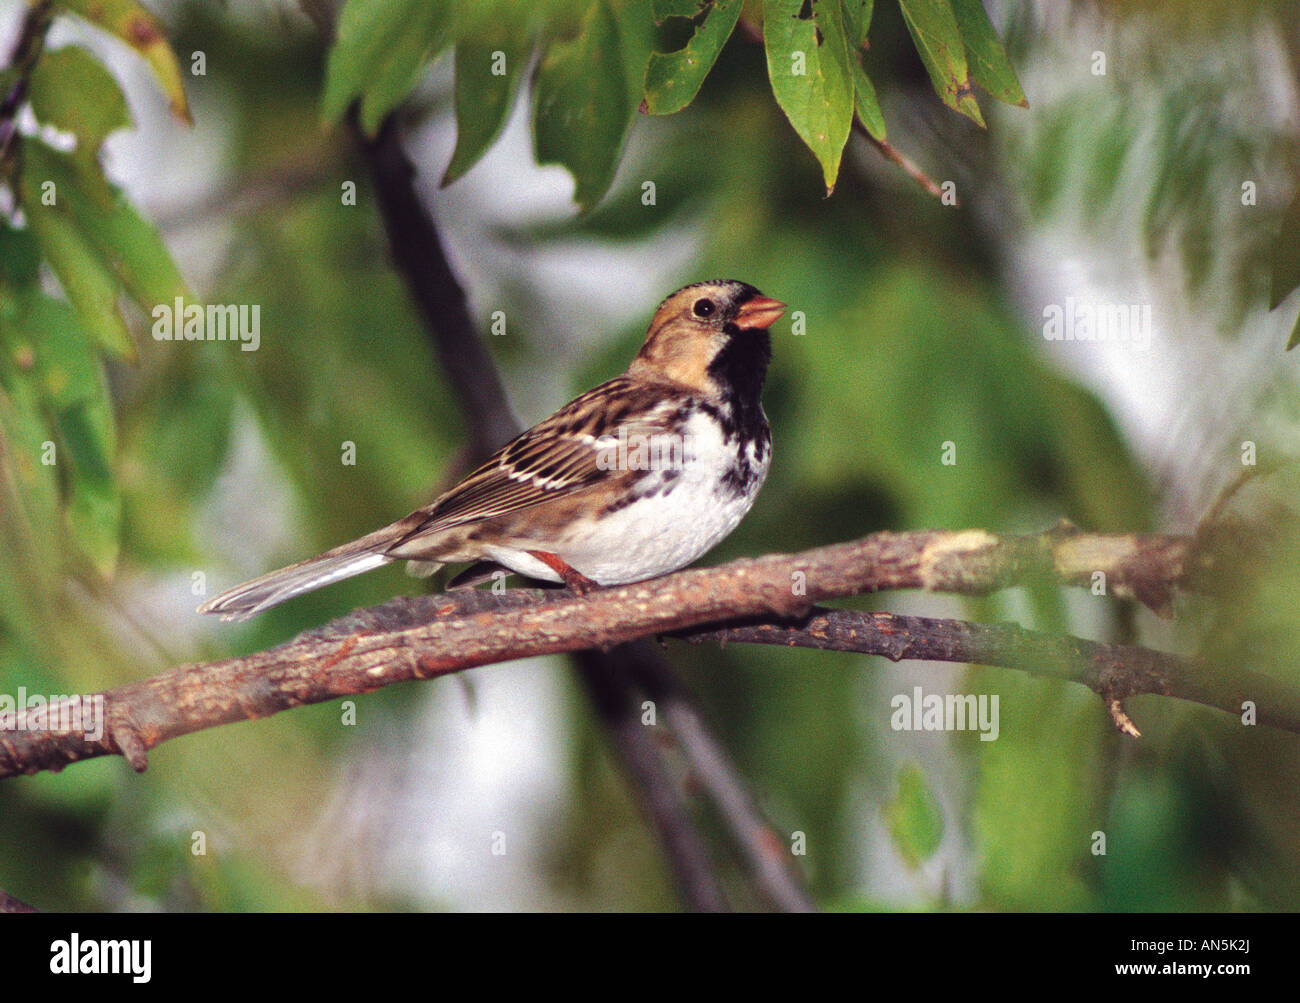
[527,550,599,595]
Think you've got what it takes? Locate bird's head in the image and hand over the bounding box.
[630,279,785,398]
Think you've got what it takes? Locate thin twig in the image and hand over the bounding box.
[356,117,520,458]
[853,119,953,203]
[622,645,816,912]
[681,608,1210,737]
[0,0,54,170]
[574,649,728,912]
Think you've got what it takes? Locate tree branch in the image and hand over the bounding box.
[357,117,520,458]
[3,526,1263,784]
[620,645,817,911]
[571,649,728,912]
[680,608,1247,738]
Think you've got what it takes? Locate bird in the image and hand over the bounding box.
[198,279,785,621]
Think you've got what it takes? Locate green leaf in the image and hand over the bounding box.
[27,141,188,308]
[321,0,401,124]
[89,195,190,311]
[357,4,449,135]
[898,0,984,127]
[884,763,944,869]
[762,0,856,194]
[442,37,532,186]
[58,400,121,573]
[1,290,120,574]
[845,1,885,142]
[644,0,743,115]
[321,0,450,133]
[652,0,699,18]
[0,223,41,290]
[1271,188,1300,350]
[16,291,105,412]
[533,2,630,211]
[613,0,656,115]
[852,56,885,140]
[120,352,234,564]
[54,0,191,123]
[949,0,1026,107]
[0,370,64,578]
[21,197,135,360]
[28,46,130,158]
[20,140,189,353]
[844,0,874,48]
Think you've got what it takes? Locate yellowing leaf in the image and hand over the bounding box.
[898,0,984,127]
[949,0,1026,107]
[644,0,743,115]
[54,0,191,124]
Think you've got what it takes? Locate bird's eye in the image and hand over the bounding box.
[693,298,716,318]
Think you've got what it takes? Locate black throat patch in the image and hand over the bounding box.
[708,325,771,445]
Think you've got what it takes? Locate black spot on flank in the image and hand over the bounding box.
[720,436,769,496]
[601,493,638,516]
[797,0,813,19]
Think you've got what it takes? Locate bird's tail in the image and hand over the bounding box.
[197,521,434,621]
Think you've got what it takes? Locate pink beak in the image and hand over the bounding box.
[734,295,787,330]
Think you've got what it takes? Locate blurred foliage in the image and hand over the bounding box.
[0,0,1298,914]
[53,0,190,122]
[324,0,1024,200]
[885,763,944,869]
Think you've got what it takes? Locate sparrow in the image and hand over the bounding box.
[198,279,785,621]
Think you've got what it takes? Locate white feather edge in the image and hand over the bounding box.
[199,552,392,622]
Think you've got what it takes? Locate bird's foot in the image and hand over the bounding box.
[527,550,599,595]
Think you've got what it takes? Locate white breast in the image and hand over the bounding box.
[485,408,770,585]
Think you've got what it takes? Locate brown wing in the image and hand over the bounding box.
[392,377,681,542]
